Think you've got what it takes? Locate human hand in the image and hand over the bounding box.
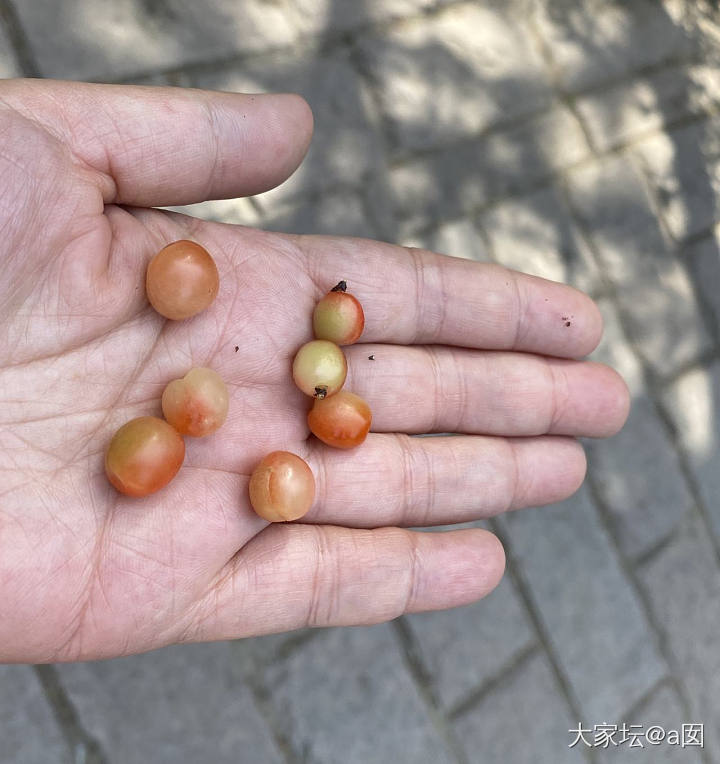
[0,80,628,662]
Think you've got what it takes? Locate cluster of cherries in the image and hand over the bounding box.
[104,240,370,525]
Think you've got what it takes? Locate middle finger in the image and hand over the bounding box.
[341,344,628,438]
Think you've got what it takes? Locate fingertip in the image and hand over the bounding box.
[584,362,632,438]
[239,91,314,192]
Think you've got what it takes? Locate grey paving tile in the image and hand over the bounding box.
[633,118,720,242]
[662,360,720,539]
[14,0,298,80]
[452,651,582,764]
[0,21,21,78]
[56,642,284,764]
[264,624,454,764]
[288,0,433,37]
[390,105,589,233]
[586,299,693,559]
[534,0,694,94]
[164,198,261,227]
[405,574,536,711]
[191,47,379,211]
[596,685,704,763]
[402,218,491,262]
[356,1,551,154]
[637,511,720,764]
[586,393,692,560]
[688,229,720,338]
[481,184,599,292]
[576,64,720,153]
[499,486,666,722]
[259,188,372,237]
[0,666,69,764]
[567,154,712,377]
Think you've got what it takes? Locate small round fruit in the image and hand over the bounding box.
[308,391,371,449]
[292,339,347,399]
[312,281,365,345]
[248,451,315,522]
[105,416,185,497]
[146,240,219,320]
[161,367,229,437]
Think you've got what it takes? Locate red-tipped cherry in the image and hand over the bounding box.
[248,451,316,522]
[308,390,371,449]
[146,240,219,320]
[313,281,365,345]
[162,367,229,437]
[292,339,347,399]
[105,416,185,497]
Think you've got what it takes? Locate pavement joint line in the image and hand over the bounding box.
[630,515,690,570]
[98,0,479,90]
[390,616,471,764]
[388,107,717,241]
[33,664,108,764]
[242,663,302,764]
[619,674,675,722]
[487,517,597,764]
[0,0,40,77]
[445,640,540,721]
[525,0,599,156]
[582,473,708,754]
[656,347,720,391]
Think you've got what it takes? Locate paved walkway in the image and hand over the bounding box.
[2,1,720,762]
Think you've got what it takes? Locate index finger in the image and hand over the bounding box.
[299,236,603,358]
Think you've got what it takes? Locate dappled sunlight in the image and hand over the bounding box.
[666,365,716,463]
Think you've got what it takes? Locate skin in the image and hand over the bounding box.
[0,79,629,663]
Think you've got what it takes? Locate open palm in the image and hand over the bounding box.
[0,80,628,663]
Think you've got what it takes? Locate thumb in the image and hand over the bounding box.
[1,78,313,207]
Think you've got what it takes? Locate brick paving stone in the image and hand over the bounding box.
[264,624,454,764]
[662,360,720,539]
[533,0,694,94]
[567,154,712,377]
[688,228,720,338]
[356,1,551,154]
[259,188,372,237]
[0,666,69,764]
[402,218,491,261]
[56,642,284,764]
[586,299,693,559]
[404,574,536,712]
[164,198,261,228]
[14,0,298,81]
[287,0,433,37]
[586,392,692,560]
[637,511,720,764]
[481,183,599,292]
[596,685,704,764]
[498,486,666,722]
[191,48,379,211]
[390,105,589,233]
[632,118,720,242]
[452,651,582,764]
[576,64,720,153]
[0,22,20,78]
